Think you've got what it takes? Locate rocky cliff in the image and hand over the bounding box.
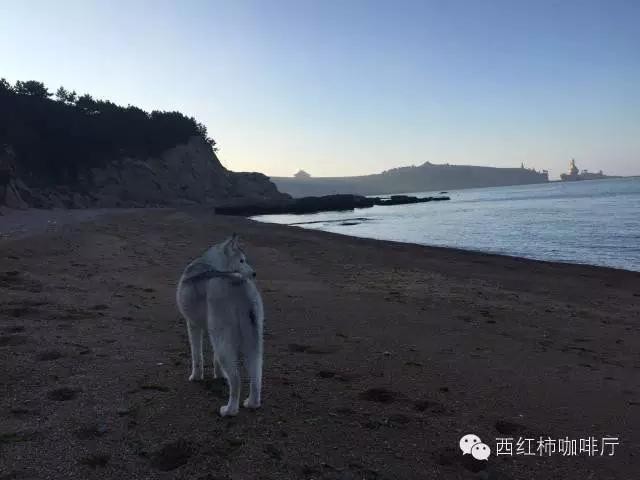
[1,137,289,210]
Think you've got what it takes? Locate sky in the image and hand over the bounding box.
[1,0,638,179]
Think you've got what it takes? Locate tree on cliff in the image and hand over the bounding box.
[14,80,51,98]
[0,78,11,94]
[55,86,77,104]
[0,79,217,184]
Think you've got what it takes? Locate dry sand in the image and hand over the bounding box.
[0,208,639,479]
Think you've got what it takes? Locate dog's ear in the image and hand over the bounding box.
[230,233,239,249]
[224,233,239,253]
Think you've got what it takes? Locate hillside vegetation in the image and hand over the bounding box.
[0,79,287,209]
[0,79,214,186]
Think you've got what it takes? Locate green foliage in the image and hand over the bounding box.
[0,79,217,186]
[0,78,11,93]
[75,93,96,112]
[55,86,77,104]
[14,80,51,97]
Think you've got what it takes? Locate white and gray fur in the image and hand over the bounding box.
[176,234,264,416]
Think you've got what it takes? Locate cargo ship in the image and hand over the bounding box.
[560,159,607,181]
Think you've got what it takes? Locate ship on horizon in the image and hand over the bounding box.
[560,159,609,181]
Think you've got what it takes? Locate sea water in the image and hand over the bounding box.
[253,177,640,272]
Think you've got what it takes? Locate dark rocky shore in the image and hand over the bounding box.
[215,193,450,216]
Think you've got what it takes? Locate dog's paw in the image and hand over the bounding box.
[219,405,239,417]
[188,371,204,382]
[243,398,261,409]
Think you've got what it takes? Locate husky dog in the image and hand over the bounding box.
[176,234,263,416]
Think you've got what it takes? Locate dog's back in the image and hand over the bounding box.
[205,277,263,359]
[177,256,264,353]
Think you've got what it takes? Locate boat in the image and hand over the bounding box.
[560,159,607,181]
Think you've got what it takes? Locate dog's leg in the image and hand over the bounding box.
[213,352,223,379]
[243,348,262,409]
[215,346,241,417]
[186,322,204,381]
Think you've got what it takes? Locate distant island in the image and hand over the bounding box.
[272,162,549,197]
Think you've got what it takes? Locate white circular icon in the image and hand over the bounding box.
[471,442,491,460]
[459,434,482,455]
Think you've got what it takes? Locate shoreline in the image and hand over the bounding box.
[252,218,640,274]
[1,208,639,479]
[1,205,639,275]
[252,176,640,273]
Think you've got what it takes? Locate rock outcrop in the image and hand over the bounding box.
[1,137,289,210]
[215,193,450,216]
[1,146,29,211]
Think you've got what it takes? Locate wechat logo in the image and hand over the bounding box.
[460,434,491,460]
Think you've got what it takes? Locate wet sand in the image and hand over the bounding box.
[1,208,639,479]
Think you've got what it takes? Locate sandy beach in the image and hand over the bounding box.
[1,208,639,479]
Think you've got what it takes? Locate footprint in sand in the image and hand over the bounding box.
[388,413,411,425]
[264,443,283,460]
[140,384,170,392]
[3,306,37,318]
[35,350,64,361]
[75,423,109,439]
[359,387,399,404]
[287,343,339,354]
[150,439,195,471]
[413,399,448,414]
[316,370,354,382]
[79,453,110,468]
[0,334,28,346]
[47,387,78,401]
[3,325,25,334]
[0,271,43,292]
[333,406,356,415]
[10,407,38,416]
